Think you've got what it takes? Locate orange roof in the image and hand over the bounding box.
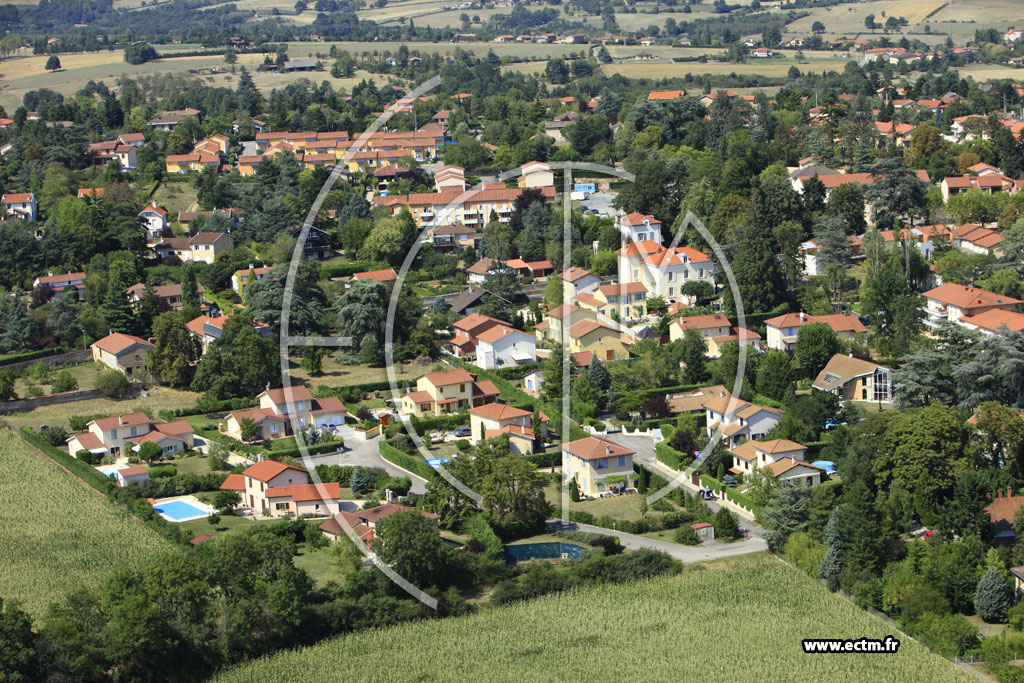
[91,411,151,430]
[261,385,313,405]
[242,460,307,482]
[923,283,1022,310]
[616,240,664,256]
[648,90,686,100]
[764,312,867,334]
[476,325,530,344]
[352,268,398,282]
[469,403,532,420]
[220,473,245,491]
[677,313,731,331]
[959,309,1024,333]
[619,212,659,226]
[562,436,634,461]
[266,482,341,502]
[568,320,616,339]
[1,192,34,204]
[453,313,509,334]
[419,367,475,386]
[91,332,154,354]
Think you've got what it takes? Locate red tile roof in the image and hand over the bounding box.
[242,460,307,482]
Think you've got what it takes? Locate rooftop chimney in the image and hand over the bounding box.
[119,415,125,426]
[1011,486,1014,498]
[799,311,806,321]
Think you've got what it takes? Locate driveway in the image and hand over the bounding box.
[577,191,620,218]
[298,435,430,494]
[560,521,768,563]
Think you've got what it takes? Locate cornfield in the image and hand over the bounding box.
[217,556,970,682]
[0,429,171,617]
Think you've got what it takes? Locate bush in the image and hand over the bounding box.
[674,525,700,545]
[69,414,103,432]
[662,510,691,529]
[50,370,78,393]
[651,498,674,513]
[589,535,624,556]
[713,507,740,541]
[783,532,827,577]
[912,612,980,657]
[455,439,471,452]
[567,510,594,525]
[379,442,436,480]
[39,425,68,446]
[149,465,176,478]
[1008,602,1024,632]
[96,370,131,397]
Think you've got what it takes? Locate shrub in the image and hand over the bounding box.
[50,369,79,393]
[25,386,43,398]
[1008,602,1024,632]
[455,439,471,452]
[379,442,436,480]
[39,425,68,446]
[975,566,1012,623]
[713,507,740,541]
[662,510,690,529]
[589,535,624,556]
[912,612,980,657]
[651,498,674,513]
[569,478,580,502]
[96,370,131,397]
[567,510,594,525]
[783,532,827,577]
[674,525,700,545]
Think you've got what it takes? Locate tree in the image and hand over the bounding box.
[864,13,876,29]
[146,311,200,388]
[0,598,38,682]
[0,370,16,401]
[97,370,131,397]
[0,297,39,353]
[680,328,708,384]
[544,58,570,84]
[480,451,546,520]
[762,482,810,552]
[588,358,611,393]
[335,279,389,349]
[862,257,923,357]
[975,566,1012,623]
[866,157,927,230]
[138,441,163,463]
[713,507,740,541]
[373,510,456,588]
[101,262,137,336]
[191,315,278,400]
[239,417,259,442]
[825,182,867,234]
[811,20,825,33]
[814,217,852,306]
[875,404,970,494]
[51,370,78,393]
[721,222,785,316]
[794,323,840,379]
[756,349,795,401]
[213,490,241,513]
[48,286,82,346]
[675,525,700,545]
[45,55,60,72]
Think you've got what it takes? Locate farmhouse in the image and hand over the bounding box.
[563,436,635,498]
[91,333,154,378]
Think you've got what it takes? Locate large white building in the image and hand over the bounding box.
[616,240,715,303]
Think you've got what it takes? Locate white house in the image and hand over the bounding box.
[138,203,168,237]
[114,465,151,487]
[1,192,37,221]
[519,160,554,188]
[561,266,602,298]
[703,395,785,448]
[618,212,662,243]
[921,283,1022,331]
[474,325,536,370]
[616,241,715,303]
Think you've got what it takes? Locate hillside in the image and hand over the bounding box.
[0,429,171,617]
[216,555,969,682]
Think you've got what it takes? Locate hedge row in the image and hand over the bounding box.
[655,441,686,471]
[525,450,561,469]
[379,441,437,480]
[700,473,760,516]
[198,429,262,456]
[21,427,113,490]
[266,440,342,461]
[159,396,258,420]
[0,348,59,367]
[316,379,413,399]
[319,261,371,280]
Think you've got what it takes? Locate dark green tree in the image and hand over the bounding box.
[974,566,1012,623]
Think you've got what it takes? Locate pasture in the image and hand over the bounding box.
[600,55,850,80]
[215,555,969,682]
[2,385,203,431]
[0,428,171,617]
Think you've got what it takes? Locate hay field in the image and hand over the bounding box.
[601,55,850,79]
[216,555,969,683]
[357,0,451,23]
[0,428,171,617]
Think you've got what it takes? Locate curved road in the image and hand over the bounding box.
[562,521,768,563]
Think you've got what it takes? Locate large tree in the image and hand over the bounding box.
[191,315,278,399]
[373,510,458,589]
[721,222,785,316]
[794,322,840,379]
[146,311,200,387]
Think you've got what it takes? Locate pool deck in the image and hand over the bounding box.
[152,495,216,523]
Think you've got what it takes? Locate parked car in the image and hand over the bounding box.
[453,427,471,437]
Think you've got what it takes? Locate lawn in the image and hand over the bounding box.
[286,355,425,390]
[542,483,668,521]
[0,428,172,617]
[151,183,199,227]
[600,53,852,80]
[179,510,262,539]
[2,385,204,431]
[13,362,102,396]
[215,554,969,682]
[293,545,349,587]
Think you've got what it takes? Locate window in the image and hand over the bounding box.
[618,455,626,467]
[111,429,118,439]
[668,287,674,296]
[275,502,289,511]
[787,327,793,335]
[129,426,137,437]
[668,272,674,281]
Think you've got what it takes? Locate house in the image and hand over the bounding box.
[751,48,774,58]
[232,265,275,293]
[138,203,168,237]
[665,385,730,415]
[534,303,597,344]
[474,325,536,370]
[351,268,398,283]
[451,313,511,358]
[469,403,545,453]
[648,90,687,101]
[812,353,893,403]
[1,193,37,221]
[66,412,194,458]
[575,282,648,320]
[985,487,1024,543]
[616,240,715,302]
[31,271,85,300]
[523,369,544,397]
[730,438,807,477]
[941,174,1019,202]
[519,160,554,188]
[77,187,105,200]
[634,52,654,61]
[447,286,489,316]
[563,436,635,498]
[319,503,440,544]
[114,465,151,488]
[374,186,556,228]
[187,313,271,353]
[223,385,346,440]
[703,395,784,448]
[618,213,662,243]
[165,153,219,175]
[86,141,137,170]
[1005,29,1023,43]
[91,333,154,378]
[400,367,500,417]
[958,309,1024,336]
[950,223,1004,257]
[117,132,145,147]
[567,320,629,362]
[434,165,466,192]
[430,224,476,252]
[561,266,601,298]
[126,282,206,311]
[282,59,318,72]
[669,314,760,358]
[147,108,200,131]
[223,460,342,518]
[764,458,824,486]
[148,232,234,265]
[763,312,867,352]
[691,522,714,542]
[921,283,1021,330]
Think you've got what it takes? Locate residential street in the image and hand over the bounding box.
[561,521,768,563]
[298,435,430,495]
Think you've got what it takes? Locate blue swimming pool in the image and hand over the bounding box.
[503,542,586,564]
[154,500,209,521]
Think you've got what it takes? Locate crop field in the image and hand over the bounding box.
[216,555,968,682]
[600,56,850,80]
[0,428,171,617]
[358,0,452,24]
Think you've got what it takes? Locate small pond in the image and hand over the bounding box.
[503,542,586,564]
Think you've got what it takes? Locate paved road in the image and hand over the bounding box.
[298,435,430,494]
[563,521,768,563]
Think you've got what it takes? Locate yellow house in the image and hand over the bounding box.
[669,313,760,358]
[730,438,807,477]
[165,153,219,175]
[575,283,648,320]
[534,304,597,344]
[567,320,629,362]
[400,367,500,417]
[91,333,154,378]
[563,436,635,498]
[223,385,347,440]
[237,155,262,177]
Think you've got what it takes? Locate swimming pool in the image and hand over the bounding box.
[503,542,586,564]
[95,465,120,478]
[153,499,210,522]
[425,458,450,468]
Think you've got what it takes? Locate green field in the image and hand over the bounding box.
[216,555,968,682]
[0,428,171,617]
